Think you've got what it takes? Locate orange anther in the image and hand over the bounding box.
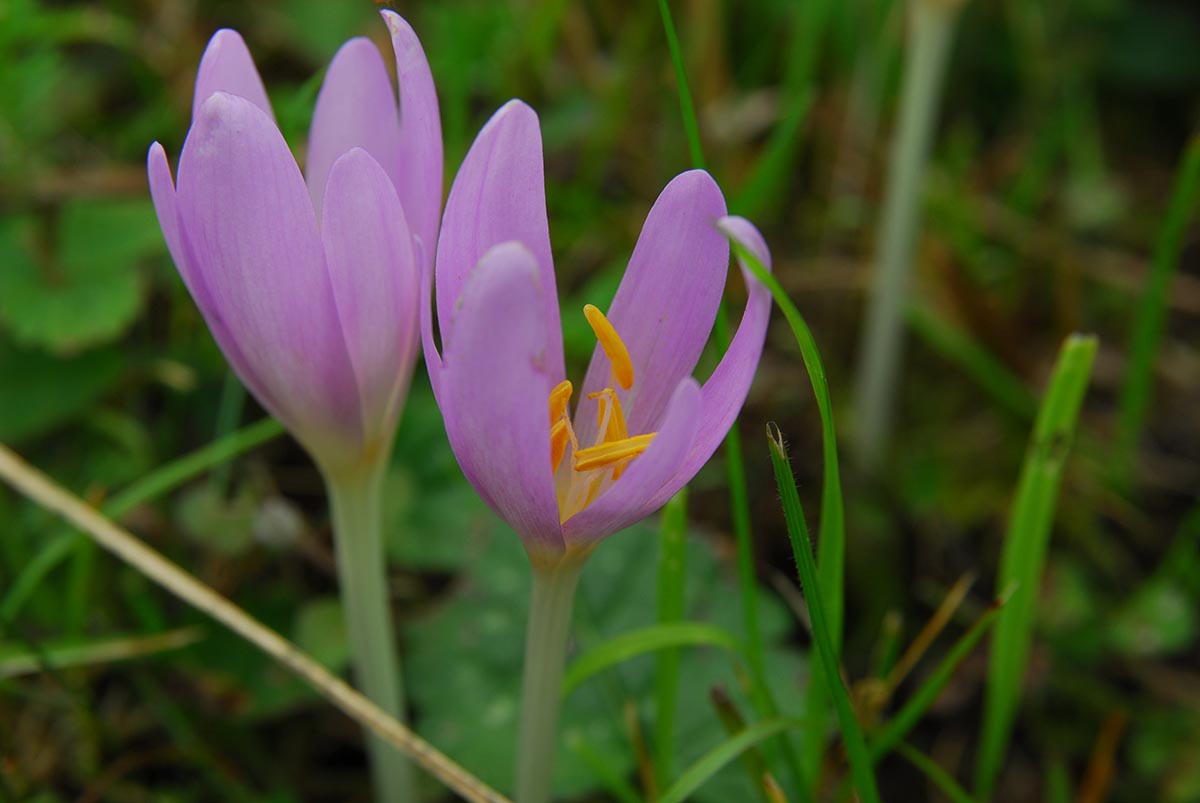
[583,304,634,390]
[572,433,656,472]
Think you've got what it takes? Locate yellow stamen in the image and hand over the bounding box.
[583,304,634,390]
[548,379,573,424]
[550,418,571,473]
[573,433,656,472]
[589,388,632,479]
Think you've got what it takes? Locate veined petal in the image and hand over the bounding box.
[306,37,402,217]
[563,378,702,545]
[382,10,443,278]
[440,242,563,559]
[575,170,728,446]
[321,148,419,445]
[642,216,773,512]
[177,92,359,464]
[192,29,273,122]
[435,99,564,383]
[148,142,283,419]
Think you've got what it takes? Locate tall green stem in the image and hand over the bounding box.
[327,456,416,803]
[853,0,962,468]
[515,560,584,803]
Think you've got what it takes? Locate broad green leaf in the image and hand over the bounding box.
[0,199,162,352]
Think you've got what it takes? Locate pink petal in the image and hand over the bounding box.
[642,215,774,512]
[177,92,359,464]
[382,10,443,278]
[574,170,728,447]
[439,242,564,559]
[306,37,402,217]
[435,99,564,383]
[321,148,420,445]
[148,141,284,419]
[192,29,274,122]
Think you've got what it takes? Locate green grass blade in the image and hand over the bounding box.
[975,334,1098,799]
[728,238,848,781]
[561,622,743,697]
[658,718,808,803]
[871,588,1009,760]
[1116,135,1200,469]
[767,424,880,803]
[565,731,644,803]
[733,0,828,217]
[0,417,284,627]
[896,742,977,803]
[656,0,706,170]
[654,489,689,783]
[654,7,790,790]
[0,626,204,678]
[907,303,1038,420]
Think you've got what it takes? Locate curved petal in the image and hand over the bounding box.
[177,92,359,463]
[321,148,419,445]
[382,11,443,278]
[641,216,773,513]
[306,37,402,216]
[440,241,563,558]
[148,141,285,419]
[562,377,702,546]
[435,99,564,382]
[574,170,728,446]
[192,29,274,122]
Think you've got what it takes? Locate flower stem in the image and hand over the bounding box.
[327,457,416,803]
[515,560,584,803]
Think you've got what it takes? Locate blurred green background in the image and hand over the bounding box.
[1,0,1198,800]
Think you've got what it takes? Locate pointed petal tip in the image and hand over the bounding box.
[717,215,773,272]
[331,35,380,62]
[379,8,407,31]
[206,28,247,49]
[495,98,537,124]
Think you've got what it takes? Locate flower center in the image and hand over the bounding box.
[548,304,657,521]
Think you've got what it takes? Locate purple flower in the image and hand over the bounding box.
[424,101,773,566]
[147,12,441,475]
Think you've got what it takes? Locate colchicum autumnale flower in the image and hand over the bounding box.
[424,100,773,568]
[145,14,441,803]
[147,12,441,476]
[424,100,773,803]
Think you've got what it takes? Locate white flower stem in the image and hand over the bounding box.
[327,455,416,803]
[515,560,584,803]
[853,0,964,469]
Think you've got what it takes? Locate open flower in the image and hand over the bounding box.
[147,12,441,475]
[424,100,772,567]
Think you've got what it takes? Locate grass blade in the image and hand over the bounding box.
[727,237,848,783]
[908,303,1037,420]
[654,6,797,792]
[658,718,807,803]
[656,0,706,170]
[0,417,284,627]
[654,489,689,783]
[0,442,512,803]
[1116,134,1200,470]
[975,334,1098,799]
[710,686,777,803]
[767,424,880,803]
[853,0,964,467]
[562,622,742,697]
[0,627,204,678]
[870,588,1009,760]
[896,742,977,803]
